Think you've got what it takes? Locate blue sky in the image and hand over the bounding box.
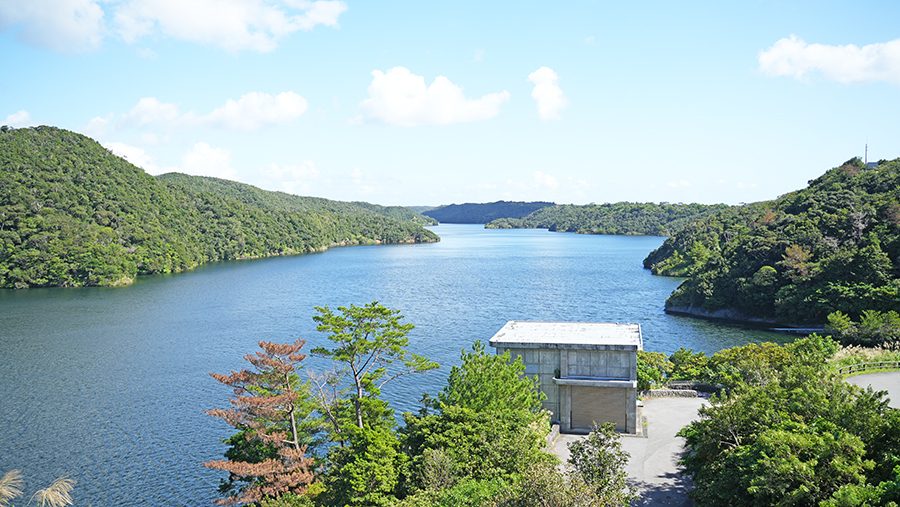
[2,1,899,206]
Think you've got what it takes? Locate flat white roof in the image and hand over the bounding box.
[489,321,642,350]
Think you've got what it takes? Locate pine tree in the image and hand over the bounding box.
[205,340,319,505]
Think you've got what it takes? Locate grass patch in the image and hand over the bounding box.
[830,345,900,376]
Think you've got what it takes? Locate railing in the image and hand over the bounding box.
[666,380,722,392]
[837,361,900,375]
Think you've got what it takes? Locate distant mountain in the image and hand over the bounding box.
[486,202,729,236]
[644,158,900,324]
[423,201,554,224]
[0,126,438,288]
[405,205,438,214]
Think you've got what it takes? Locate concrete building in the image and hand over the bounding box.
[489,321,642,434]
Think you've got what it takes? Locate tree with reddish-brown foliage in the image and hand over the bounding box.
[205,339,321,505]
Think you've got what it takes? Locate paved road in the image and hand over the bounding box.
[552,397,707,506]
[549,374,898,505]
[846,371,900,408]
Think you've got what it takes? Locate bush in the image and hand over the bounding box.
[679,335,899,506]
[493,463,600,507]
[637,351,671,390]
[828,310,900,350]
[567,423,636,505]
[669,348,709,381]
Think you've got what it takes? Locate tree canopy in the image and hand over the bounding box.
[644,158,900,324]
[0,126,438,288]
[486,202,729,236]
[677,335,900,506]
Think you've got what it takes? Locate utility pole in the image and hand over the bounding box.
[865,143,868,165]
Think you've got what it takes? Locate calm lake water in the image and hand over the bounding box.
[0,224,787,505]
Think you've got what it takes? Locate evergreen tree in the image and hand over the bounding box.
[205,340,319,505]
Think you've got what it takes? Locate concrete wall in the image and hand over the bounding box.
[563,349,635,379]
[500,347,561,417]
[498,346,638,433]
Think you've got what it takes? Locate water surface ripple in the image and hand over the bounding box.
[0,225,787,505]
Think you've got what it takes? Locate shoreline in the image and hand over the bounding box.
[664,305,824,334]
[2,234,440,290]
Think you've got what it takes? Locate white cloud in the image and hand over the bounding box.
[122,97,181,127]
[3,110,32,127]
[288,0,346,30]
[358,67,510,127]
[84,115,110,137]
[103,141,161,173]
[104,140,239,179]
[0,0,103,52]
[1,0,344,53]
[179,142,237,179]
[114,0,347,52]
[533,170,559,190]
[584,35,596,45]
[265,161,320,195]
[204,92,308,130]
[112,92,307,131]
[528,67,567,120]
[759,35,900,85]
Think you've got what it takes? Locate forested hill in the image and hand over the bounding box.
[644,158,900,325]
[0,126,438,288]
[423,201,553,224]
[486,202,729,236]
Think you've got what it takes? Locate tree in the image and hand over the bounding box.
[310,302,437,506]
[644,157,900,325]
[321,426,405,507]
[311,302,438,436]
[668,347,708,381]
[493,462,603,507]
[826,310,900,349]
[402,343,550,491]
[705,341,790,390]
[636,350,670,390]
[738,421,870,505]
[678,335,900,506]
[0,127,438,289]
[205,339,318,505]
[438,341,543,413]
[567,423,636,505]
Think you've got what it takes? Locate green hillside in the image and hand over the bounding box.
[423,201,554,224]
[643,158,900,324]
[486,202,729,236]
[0,126,438,288]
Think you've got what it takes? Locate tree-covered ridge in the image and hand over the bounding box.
[423,201,554,224]
[0,126,438,288]
[644,158,900,324]
[486,202,730,236]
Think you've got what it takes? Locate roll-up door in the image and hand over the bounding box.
[570,386,627,431]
